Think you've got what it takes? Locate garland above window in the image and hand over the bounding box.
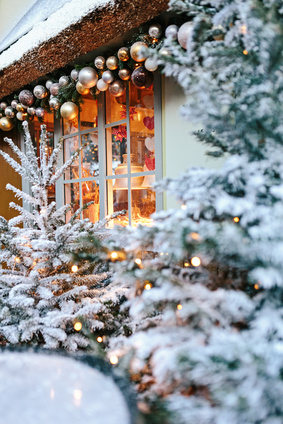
[0,20,207,132]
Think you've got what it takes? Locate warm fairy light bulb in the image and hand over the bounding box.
[74,321,82,331]
[240,25,247,34]
[135,258,142,265]
[177,304,183,310]
[97,336,103,343]
[190,232,200,240]
[33,261,36,266]
[254,283,259,290]
[191,256,201,267]
[144,282,152,290]
[184,262,190,267]
[110,355,119,365]
[71,265,78,273]
[15,257,20,263]
[181,204,187,210]
[50,388,55,399]
[160,252,164,256]
[73,389,83,400]
[233,217,240,223]
[243,49,248,55]
[110,251,118,260]
[40,207,47,215]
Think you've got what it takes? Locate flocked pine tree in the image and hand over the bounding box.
[0,121,129,351]
[105,1,283,423]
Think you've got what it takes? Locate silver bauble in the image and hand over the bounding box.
[16,112,26,121]
[19,89,35,107]
[78,67,98,88]
[159,47,171,56]
[118,68,131,81]
[4,106,15,118]
[0,117,13,131]
[165,24,179,40]
[130,42,148,62]
[49,97,60,110]
[45,80,53,90]
[60,102,78,121]
[94,56,106,70]
[33,85,48,99]
[59,76,69,87]
[50,83,60,96]
[97,79,109,92]
[76,81,90,95]
[35,107,45,118]
[109,80,126,97]
[118,47,130,62]
[11,100,18,109]
[70,69,79,81]
[0,102,7,110]
[145,57,158,72]
[148,24,162,38]
[27,107,36,115]
[102,70,114,84]
[178,22,193,49]
[106,56,119,71]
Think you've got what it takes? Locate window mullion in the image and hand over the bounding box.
[98,92,106,219]
[126,83,132,226]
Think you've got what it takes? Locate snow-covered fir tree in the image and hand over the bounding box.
[0,122,128,351]
[105,1,283,423]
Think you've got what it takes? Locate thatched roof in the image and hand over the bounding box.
[0,0,168,99]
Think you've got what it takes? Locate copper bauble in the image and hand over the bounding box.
[11,100,18,109]
[118,69,131,81]
[148,24,162,38]
[45,80,53,90]
[60,102,78,121]
[94,56,106,70]
[145,57,158,72]
[106,56,119,71]
[49,97,60,110]
[97,79,109,92]
[70,69,79,81]
[78,67,98,88]
[33,85,48,99]
[131,66,153,89]
[27,107,36,115]
[109,80,126,97]
[130,42,148,62]
[19,89,35,106]
[165,24,179,39]
[50,83,60,96]
[0,102,7,110]
[76,81,90,95]
[178,22,193,49]
[16,103,25,112]
[59,76,69,87]
[0,117,13,131]
[35,107,45,118]
[5,106,15,118]
[118,47,130,62]
[102,70,114,84]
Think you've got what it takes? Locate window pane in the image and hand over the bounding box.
[107,179,129,227]
[64,182,80,222]
[63,117,79,135]
[105,89,126,124]
[131,174,156,227]
[63,136,79,180]
[82,132,99,177]
[80,97,98,131]
[106,124,127,176]
[82,181,100,222]
[130,83,155,171]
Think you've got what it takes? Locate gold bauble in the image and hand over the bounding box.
[106,56,119,70]
[0,117,13,131]
[60,102,79,121]
[118,68,131,81]
[76,81,90,95]
[16,103,25,112]
[130,42,148,62]
[118,47,130,62]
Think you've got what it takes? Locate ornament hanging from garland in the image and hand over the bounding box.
[130,42,148,62]
[19,90,34,107]
[78,67,98,88]
[0,117,13,131]
[60,102,79,121]
[131,66,153,89]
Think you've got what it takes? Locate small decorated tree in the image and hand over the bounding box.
[106,0,283,423]
[0,122,129,350]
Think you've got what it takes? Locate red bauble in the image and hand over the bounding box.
[131,66,153,89]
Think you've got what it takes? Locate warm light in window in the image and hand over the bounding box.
[110,251,118,260]
[191,256,201,267]
[110,355,119,365]
[233,217,240,223]
[74,322,82,331]
[135,258,142,265]
[177,304,183,310]
[71,265,78,273]
[97,336,103,343]
[243,50,248,55]
[144,282,152,290]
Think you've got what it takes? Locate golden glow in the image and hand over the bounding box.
[191,256,201,267]
[160,252,164,256]
[74,322,82,331]
[33,261,37,266]
[181,204,187,210]
[240,25,247,34]
[233,217,240,223]
[97,336,103,343]
[243,50,248,55]
[71,265,78,273]
[135,258,142,265]
[15,257,20,263]
[40,208,47,215]
[73,389,83,400]
[110,251,118,260]
[254,283,259,290]
[177,304,183,310]
[110,355,119,365]
[190,232,200,240]
[144,282,152,290]
[184,262,190,267]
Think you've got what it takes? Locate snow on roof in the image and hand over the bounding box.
[0,0,114,72]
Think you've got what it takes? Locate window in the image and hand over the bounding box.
[58,76,162,226]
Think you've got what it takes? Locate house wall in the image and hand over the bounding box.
[162,77,223,209]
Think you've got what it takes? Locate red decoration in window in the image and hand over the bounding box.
[112,125,127,142]
[143,116,154,131]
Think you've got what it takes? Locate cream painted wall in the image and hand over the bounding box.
[162,77,223,209]
[0,0,36,42]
